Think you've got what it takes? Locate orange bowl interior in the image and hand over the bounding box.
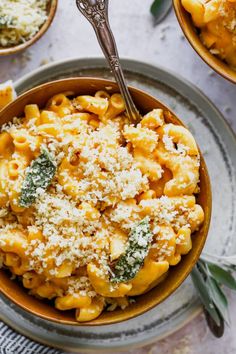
[0,78,212,326]
[173,0,236,84]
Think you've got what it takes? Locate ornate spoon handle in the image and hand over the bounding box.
[76,0,141,124]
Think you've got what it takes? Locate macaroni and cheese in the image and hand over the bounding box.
[0,81,16,111]
[182,0,236,69]
[0,91,204,322]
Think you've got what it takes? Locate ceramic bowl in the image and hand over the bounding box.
[0,77,212,325]
[173,0,236,84]
[0,0,57,56]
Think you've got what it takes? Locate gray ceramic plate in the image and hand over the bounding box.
[0,58,235,352]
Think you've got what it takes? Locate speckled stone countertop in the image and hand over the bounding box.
[0,0,235,353]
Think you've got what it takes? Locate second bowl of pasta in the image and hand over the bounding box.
[0,78,211,325]
[173,0,236,84]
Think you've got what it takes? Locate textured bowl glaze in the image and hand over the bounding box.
[173,0,236,84]
[0,0,57,56]
[0,78,212,326]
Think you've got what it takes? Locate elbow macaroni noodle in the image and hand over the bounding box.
[0,90,204,322]
[182,0,236,69]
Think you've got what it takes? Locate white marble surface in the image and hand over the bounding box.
[0,0,236,353]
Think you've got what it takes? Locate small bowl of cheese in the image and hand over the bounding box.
[0,0,57,56]
[173,0,236,83]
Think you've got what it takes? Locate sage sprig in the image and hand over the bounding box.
[192,256,236,337]
[150,0,172,25]
[19,148,56,207]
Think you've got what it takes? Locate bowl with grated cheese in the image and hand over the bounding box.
[0,78,211,325]
[173,0,236,84]
[0,0,57,56]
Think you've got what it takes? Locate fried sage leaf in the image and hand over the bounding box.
[112,217,153,283]
[19,149,56,207]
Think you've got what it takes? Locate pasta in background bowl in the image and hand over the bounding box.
[0,0,57,56]
[0,78,211,325]
[173,0,236,84]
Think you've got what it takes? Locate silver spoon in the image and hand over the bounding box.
[76,0,141,124]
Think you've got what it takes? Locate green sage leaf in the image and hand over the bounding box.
[204,308,224,338]
[207,263,236,290]
[191,266,221,326]
[206,276,230,326]
[150,0,172,24]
